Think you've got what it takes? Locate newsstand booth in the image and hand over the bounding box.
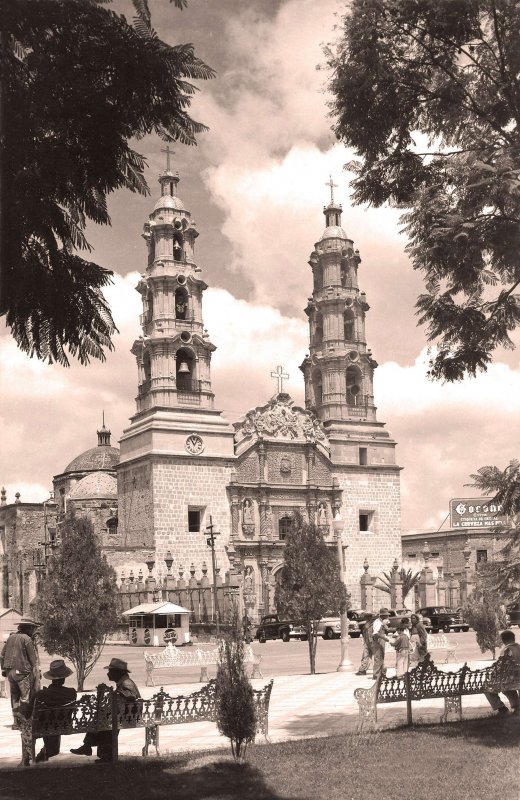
[122,602,190,647]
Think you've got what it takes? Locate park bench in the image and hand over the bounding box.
[424,633,458,663]
[144,642,263,685]
[19,678,273,766]
[355,651,520,732]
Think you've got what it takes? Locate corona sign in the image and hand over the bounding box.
[449,498,507,529]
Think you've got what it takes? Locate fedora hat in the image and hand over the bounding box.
[379,608,390,617]
[18,617,41,627]
[104,657,130,673]
[44,659,73,680]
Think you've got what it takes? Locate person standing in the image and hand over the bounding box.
[0,618,41,726]
[484,630,520,715]
[34,659,77,762]
[71,657,140,763]
[355,613,375,676]
[372,608,391,680]
[410,614,428,664]
[391,622,411,676]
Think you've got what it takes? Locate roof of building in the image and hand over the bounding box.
[64,445,119,474]
[153,194,185,212]
[68,471,117,500]
[320,225,348,241]
[122,602,190,616]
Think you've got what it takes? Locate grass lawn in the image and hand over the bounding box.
[2,715,518,800]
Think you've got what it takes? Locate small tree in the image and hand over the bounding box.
[375,568,421,604]
[275,515,348,675]
[33,513,120,690]
[215,607,257,762]
[462,589,509,659]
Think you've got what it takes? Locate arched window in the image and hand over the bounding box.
[176,348,194,392]
[344,310,355,341]
[314,312,323,345]
[146,290,154,324]
[143,351,152,385]
[346,366,362,406]
[106,517,118,536]
[279,515,293,541]
[175,287,188,320]
[313,370,323,407]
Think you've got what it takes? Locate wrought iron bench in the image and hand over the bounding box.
[424,633,458,663]
[142,678,274,756]
[144,643,263,685]
[355,652,520,732]
[19,678,273,765]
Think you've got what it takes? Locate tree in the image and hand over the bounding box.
[326,0,520,381]
[375,567,422,603]
[468,459,520,601]
[215,607,257,762]
[274,516,348,674]
[2,0,214,366]
[32,514,120,690]
[462,588,509,658]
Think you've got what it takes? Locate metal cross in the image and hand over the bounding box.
[161,144,175,171]
[326,175,338,204]
[271,365,289,394]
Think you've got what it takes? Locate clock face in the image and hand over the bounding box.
[185,434,204,455]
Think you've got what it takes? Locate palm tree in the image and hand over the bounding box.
[375,568,422,604]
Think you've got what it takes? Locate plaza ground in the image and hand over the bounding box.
[1,631,518,779]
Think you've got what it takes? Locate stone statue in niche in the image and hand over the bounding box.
[317,502,328,528]
[243,565,254,594]
[242,498,255,536]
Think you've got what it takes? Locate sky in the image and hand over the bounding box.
[2,0,520,531]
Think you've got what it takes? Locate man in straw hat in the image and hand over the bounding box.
[1,617,41,727]
[71,657,140,763]
[372,608,392,680]
[34,659,77,763]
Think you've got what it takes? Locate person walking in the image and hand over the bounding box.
[355,613,375,675]
[34,659,77,762]
[70,657,140,762]
[410,614,428,664]
[391,622,410,676]
[0,618,41,727]
[372,608,391,680]
[484,630,520,715]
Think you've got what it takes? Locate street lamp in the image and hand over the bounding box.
[333,510,352,671]
[205,515,220,635]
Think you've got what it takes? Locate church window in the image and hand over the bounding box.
[359,447,367,465]
[407,553,416,559]
[476,549,488,563]
[173,233,184,262]
[176,348,194,391]
[346,367,362,405]
[344,316,354,341]
[313,370,323,407]
[431,551,440,558]
[188,507,204,532]
[314,313,323,345]
[106,517,118,536]
[359,512,373,532]
[175,287,188,320]
[278,515,293,541]
[143,352,152,384]
[146,290,154,323]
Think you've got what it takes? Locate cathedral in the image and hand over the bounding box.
[0,158,402,618]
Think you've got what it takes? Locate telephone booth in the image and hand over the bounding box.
[122,601,190,647]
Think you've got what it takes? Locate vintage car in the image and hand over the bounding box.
[316,613,361,640]
[417,606,469,633]
[255,614,307,642]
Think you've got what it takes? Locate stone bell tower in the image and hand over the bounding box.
[118,149,235,571]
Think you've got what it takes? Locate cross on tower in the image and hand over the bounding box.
[271,365,289,394]
[161,144,175,171]
[326,175,338,204]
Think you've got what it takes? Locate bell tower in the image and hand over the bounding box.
[118,151,235,569]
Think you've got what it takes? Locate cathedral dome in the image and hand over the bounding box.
[153,194,185,212]
[320,225,348,241]
[64,445,119,474]
[68,471,117,500]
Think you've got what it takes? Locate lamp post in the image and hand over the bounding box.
[205,515,220,635]
[333,510,352,670]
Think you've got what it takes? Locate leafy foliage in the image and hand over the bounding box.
[215,608,257,762]
[462,588,509,657]
[376,567,422,602]
[327,0,520,381]
[2,0,214,365]
[274,515,348,674]
[33,514,120,690]
[467,460,520,601]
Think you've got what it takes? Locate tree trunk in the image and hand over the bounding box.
[306,620,317,674]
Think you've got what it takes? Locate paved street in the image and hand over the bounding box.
[0,631,505,770]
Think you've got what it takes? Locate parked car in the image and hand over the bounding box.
[417,606,469,633]
[255,614,307,643]
[316,613,361,640]
[506,604,520,627]
[347,609,373,631]
[386,609,415,632]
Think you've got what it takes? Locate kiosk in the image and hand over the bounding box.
[122,601,190,647]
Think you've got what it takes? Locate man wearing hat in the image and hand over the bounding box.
[71,657,140,763]
[0,618,41,727]
[372,608,392,680]
[34,659,77,762]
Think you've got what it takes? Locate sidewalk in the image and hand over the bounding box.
[0,661,498,769]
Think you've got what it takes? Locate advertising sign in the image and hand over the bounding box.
[449,498,507,529]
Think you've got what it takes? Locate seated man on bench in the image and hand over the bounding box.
[485,630,520,716]
[71,657,140,763]
[34,659,77,762]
